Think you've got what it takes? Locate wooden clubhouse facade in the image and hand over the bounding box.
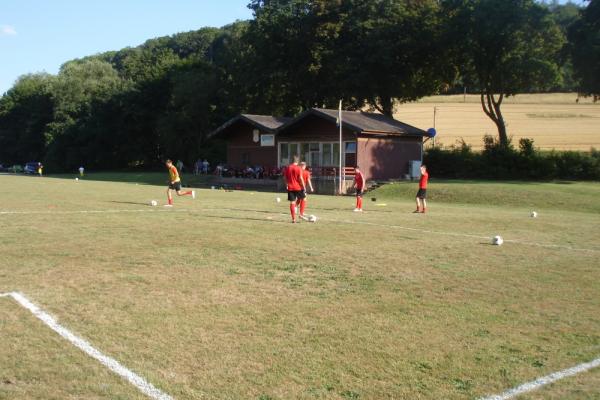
[209,108,429,181]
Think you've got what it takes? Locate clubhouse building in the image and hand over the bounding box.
[209,108,429,182]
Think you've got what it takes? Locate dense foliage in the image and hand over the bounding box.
[568,0,600,98]
[443,0,565,146]
[0,0,593,171]
[425,139,600,180]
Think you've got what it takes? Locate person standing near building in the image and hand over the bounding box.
[202,159,209,174]
[353,166,365,212]
[414,165,429,213]
[176,160,184,174]
[79,166,85,177]
[165,159,195,207]
[283,155,305,223]
[37,162,43,177]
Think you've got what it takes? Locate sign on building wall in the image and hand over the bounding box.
[261,134,275,147]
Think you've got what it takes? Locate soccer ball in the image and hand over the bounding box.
[492,235,504,246]
[276,197,281,203]
[150,200,158,207]
[530,211,538,218]
[308,215,318,223]
[75,177,79,181]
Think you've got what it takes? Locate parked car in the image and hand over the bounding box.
[24,162,41,174]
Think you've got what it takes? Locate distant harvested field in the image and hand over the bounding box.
[394,93,600,151]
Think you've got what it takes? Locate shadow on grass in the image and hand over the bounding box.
[203,214,289,225]
[46,172,213,187]
[108,201,151,206]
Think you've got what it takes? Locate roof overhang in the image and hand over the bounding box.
[360,130,426,138]
[208,115,281,139]
[278,108,364,134]
[278,108,428,137]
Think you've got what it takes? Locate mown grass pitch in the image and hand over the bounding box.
[1,173,599,399]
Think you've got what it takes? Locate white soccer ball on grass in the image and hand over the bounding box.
[492,235,504,246]
[150,200,158,207]
[530,211,538,218]
[308,215,318,223]
[276,197,281,203]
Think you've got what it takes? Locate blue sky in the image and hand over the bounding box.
[0,0,253,94]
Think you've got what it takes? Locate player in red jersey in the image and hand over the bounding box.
[283,155,305,223]
[353,166,365,212]
[414,164,428,213]
[297,162,314,220]
[165,159,195,207]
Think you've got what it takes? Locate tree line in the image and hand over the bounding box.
[0,0,598,171]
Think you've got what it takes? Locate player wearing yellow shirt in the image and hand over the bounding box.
[165,159,195,207]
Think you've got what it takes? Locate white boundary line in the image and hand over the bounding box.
[479,356,600,400]
[0,292,173,400]
[2,290,598,400]
[1,207,599,253]
[0,209,165,215]
[327,218,600,253]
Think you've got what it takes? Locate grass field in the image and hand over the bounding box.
[1,173,599,400]
[395,93,600,151]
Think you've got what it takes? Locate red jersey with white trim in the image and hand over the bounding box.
[354,171,365,190]
[419,172,429,189]
[285,163,303,191]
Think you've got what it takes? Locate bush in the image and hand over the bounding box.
[424,138,600,180]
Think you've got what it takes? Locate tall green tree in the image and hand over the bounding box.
[568,0,600,98]
[328,0,451,116]
[45,59,128,169]
[245,0,451,116]
[0,74,55,164]
[444,0,565,146]
[544,0,583,92]
[156,60,220,162]
[244,0,321,115]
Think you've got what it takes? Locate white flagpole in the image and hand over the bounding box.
[338,99,343,195]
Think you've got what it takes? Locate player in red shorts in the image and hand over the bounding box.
[414,164,428,213]
[353,166,365,212]
[297,162,314,220]
[165,159,195,207]
[283,155,305,223]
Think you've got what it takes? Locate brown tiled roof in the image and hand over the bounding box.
[242,114,291,130]
[208,114,291,138]
[209,108,427,139]
[301,108,428,136]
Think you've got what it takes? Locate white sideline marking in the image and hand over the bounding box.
[1,207,599,253]
[0,292,173,400]
[329,218,600,253]
[479,357,600,400]
[0,209,164,215]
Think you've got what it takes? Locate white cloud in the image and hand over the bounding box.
[1,25,17,36]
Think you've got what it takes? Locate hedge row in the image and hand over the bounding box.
[424,136,600,180]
